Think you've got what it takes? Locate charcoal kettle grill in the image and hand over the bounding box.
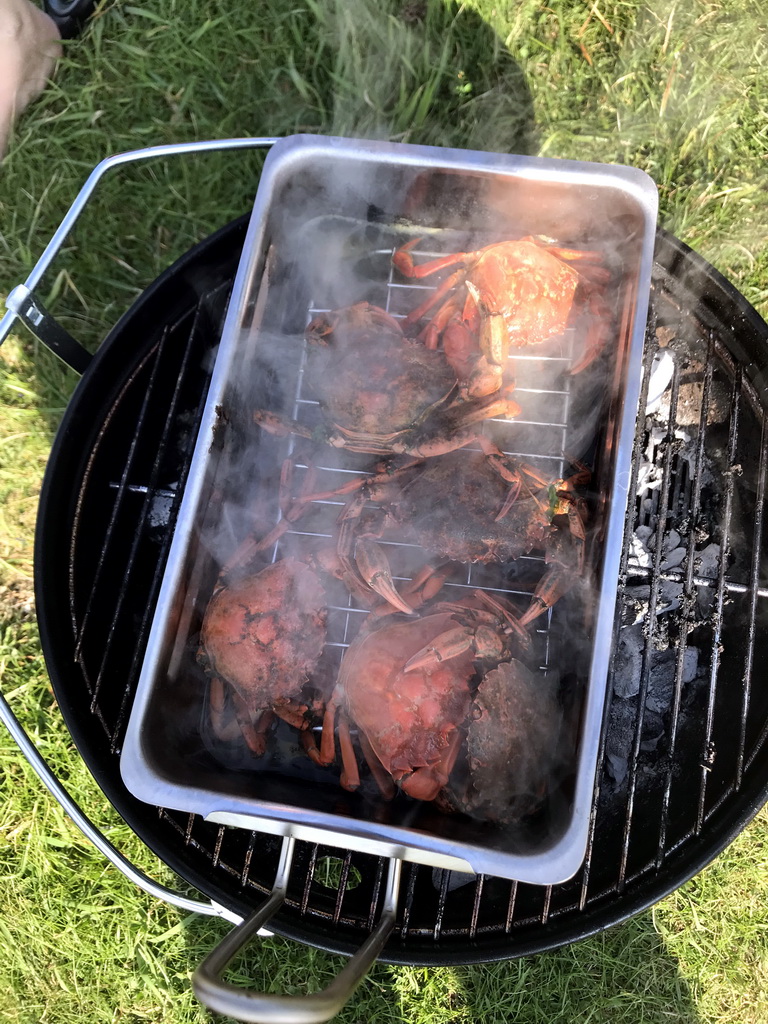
[2,139,768,1023]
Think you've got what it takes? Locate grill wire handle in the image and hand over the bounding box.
[0,688,221,917]
[193,838,402,1024]
[0,137,278,363]
[0,140,280,918]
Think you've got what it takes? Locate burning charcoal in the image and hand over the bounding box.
[659,579,683,614]
[632,526,654,566]
[661,546,686,570]
[696,542,721,583]
[640,710,665,752]
[658,374,732,427]
[664,529,681,552]
[643,645,701,714]
[623,578,682,625]
[614,624,644,698]
[604,698,637,787]
[605,751,629,786]
[645,649,677,713]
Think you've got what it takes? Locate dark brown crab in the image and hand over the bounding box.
[254,302,520,459]
[199,555,328,761]
[301,444,590,625]
[441,659,565,823]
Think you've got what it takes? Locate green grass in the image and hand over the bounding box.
[2,0,768,1021]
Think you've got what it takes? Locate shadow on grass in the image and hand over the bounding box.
[176,906,700,1024]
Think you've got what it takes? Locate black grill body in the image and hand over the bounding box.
[35,219,768,964]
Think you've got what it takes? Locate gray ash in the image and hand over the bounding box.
[603,316,729,795]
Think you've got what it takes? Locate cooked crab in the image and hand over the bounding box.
[254,301,520,459]
[300,445,590,625]
[443,659,564,823]
[199,555,328,760]
[393,236,612,397]
[319,590,531,801]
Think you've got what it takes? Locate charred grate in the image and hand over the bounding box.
[37,223,768,964]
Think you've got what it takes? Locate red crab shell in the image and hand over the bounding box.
[200,556,327,725]
[331,610,475,798]
[393,449,554,565]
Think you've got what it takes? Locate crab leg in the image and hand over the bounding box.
[421,295,462,350]
[208,676,242,744]
[402,625,480,673]
[272,701,313,731]
[318,691,361,790]
[474,436,550,521]
[231,696,275,756]
[518,563,571,629]
[218,458,319,578]
[300,728,324,765]
[393,237,472,281]
[319,691,341,766]
[473,591,532,652]
[353,537,416,615]
[357,731,396,800]
[337,715,360,792]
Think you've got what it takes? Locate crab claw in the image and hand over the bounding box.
[403,625,475,673]
[355,538,415,615]
[465,280,509,368]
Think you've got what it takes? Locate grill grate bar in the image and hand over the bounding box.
[540,885,552,925]
[505,880,519,932]
[332,852,354,926]
[75,328,171,673]
[623,561,768,597]
[212,824,225,869]
[300,845,319,915]
[656,332,715,865]
[578,316,658,911]
[618,355,682,889]
[366,858,387,933]
[400,862,419,938]
[241,830,258,887]
[469,875,485,940]
[736,408,768,788]
[697,369,742,833]
[433,870,451,941]
[91,311,195,725]
[108,286,230,749]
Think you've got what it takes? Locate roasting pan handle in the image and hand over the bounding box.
[193,837,401,1024]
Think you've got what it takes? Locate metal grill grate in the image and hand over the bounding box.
[37,223,768,965]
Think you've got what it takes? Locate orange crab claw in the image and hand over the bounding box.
[354,538,415,615]
[403,625,478,673]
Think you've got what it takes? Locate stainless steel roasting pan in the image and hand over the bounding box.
[121,135,658,890]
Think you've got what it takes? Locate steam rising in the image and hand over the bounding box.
[149,134,646,854]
